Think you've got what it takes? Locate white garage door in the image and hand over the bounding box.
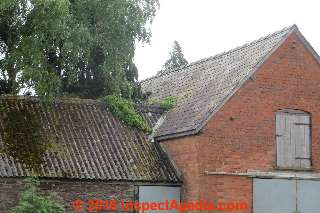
[139,186,180,213]
[298,180,320,213]
[254,178,320,213]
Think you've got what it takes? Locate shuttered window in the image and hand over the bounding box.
[276,109,311,169]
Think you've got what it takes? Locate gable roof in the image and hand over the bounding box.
[141,25,320,141]
[0,96,180,183]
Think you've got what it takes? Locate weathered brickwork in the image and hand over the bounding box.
[161,33,320,213]
[0,178,135,213]
[161,137,201,202]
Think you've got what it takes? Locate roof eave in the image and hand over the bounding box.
[154,128,199,141]
[292,27,320,64]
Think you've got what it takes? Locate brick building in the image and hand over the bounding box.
[142,25,320,213]
[1,25,320,213]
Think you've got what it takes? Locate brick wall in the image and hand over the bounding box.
[0,178,135,213]
[161,32,320,213]
[161,137,200,202]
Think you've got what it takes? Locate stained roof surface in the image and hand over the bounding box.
[0,96,179,183]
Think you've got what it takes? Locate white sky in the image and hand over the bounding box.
[134,0,320,80]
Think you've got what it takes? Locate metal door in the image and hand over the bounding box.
[297,180,320,213]
[138,186,180,213]
[253,179,296,213]
[254,178,320,213]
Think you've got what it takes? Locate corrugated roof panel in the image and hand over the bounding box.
[0,96,179,183]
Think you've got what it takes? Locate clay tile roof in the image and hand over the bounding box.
[0,96,180,183]
[141,25,299,140]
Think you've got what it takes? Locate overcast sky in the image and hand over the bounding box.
[134,0,320,80]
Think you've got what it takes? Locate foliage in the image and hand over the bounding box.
[163,40,188,71]
[0,107,58,173]
[101,95,152,133]
[0,0,70,102]
[159,96,176,110]
[150,96,176,111]
[0,0,159,101]
[11,178,68,213]
[61,0,159,99]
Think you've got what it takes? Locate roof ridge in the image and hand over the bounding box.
[0,95,165,113]
[141,25,296,83]
[0,95,100,105]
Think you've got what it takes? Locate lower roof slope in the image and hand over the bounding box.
[141,25,298,140]
[0,96,180,183]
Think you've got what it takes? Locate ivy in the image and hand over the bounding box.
[101,95,152,133]
[11,178,68,213]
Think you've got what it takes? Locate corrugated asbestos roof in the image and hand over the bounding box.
[0,96,180,183]
[141,25,298,140]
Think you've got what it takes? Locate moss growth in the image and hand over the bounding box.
[0,108,58,174]
[101,95,152,133]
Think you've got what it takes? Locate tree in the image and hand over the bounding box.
[163,40,188,71]
[0,0,70,101]
[61,0,159,99]
[0,0,159,101]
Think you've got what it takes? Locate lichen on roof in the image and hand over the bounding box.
[141,25,297,140]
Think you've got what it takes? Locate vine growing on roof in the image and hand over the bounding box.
[101,95,152,133]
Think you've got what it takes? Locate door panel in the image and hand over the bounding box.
[293,115,311,168]
[276,113,287,167]
[276,113,296,168]
[297,180,320,213]
[138,186,180,213]
[254,179,320,213]
[253,179,296,213]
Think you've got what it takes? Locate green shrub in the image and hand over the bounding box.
[159,96,176,110]
[11,178,68,213]
[101,95,152,133]
[150,96,177,111]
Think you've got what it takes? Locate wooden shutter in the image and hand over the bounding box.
[276,109,311,169]
[276,112,294,168]
[292,114,311,168]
